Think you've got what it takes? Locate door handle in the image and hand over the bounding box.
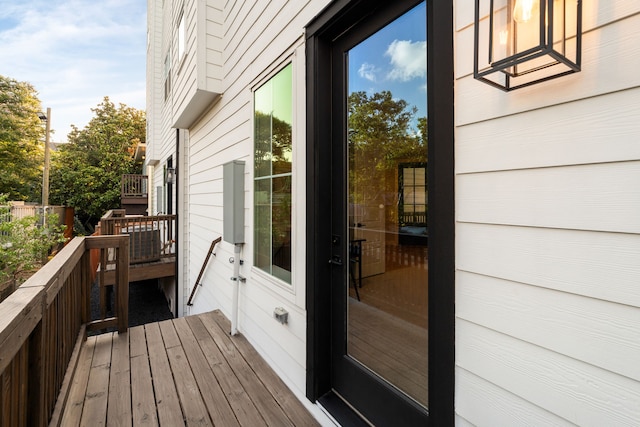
[328,255,343,266]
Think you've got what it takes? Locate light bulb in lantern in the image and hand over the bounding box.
[512,0,539,24]
[499,30,509,45]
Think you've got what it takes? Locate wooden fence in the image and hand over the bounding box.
[0,235,129,427]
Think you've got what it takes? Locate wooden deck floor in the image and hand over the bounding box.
[58,310,319,426]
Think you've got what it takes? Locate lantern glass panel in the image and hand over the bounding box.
[475,0,581,91]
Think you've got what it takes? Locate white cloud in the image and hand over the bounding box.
[358,62,378,82]
[0,0,146,142]
[385,39,427,82]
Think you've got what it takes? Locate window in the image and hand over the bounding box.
[399,162,427,245]
[254,64,293,284]
[177,12,185,60]
[163,52,171,101]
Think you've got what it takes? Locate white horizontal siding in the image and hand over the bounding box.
[456,87,640,174]
[457,161,640,233]
[457,223,640,308]
[456,10,640,126]
[457,1,640,32]
[457,271,640,381]
[182,0,330,401]
[455,1,640,425]
[458,320,640,426]
[180,1,322,402]
[172,0,198,118]
[239,302,307,386]
[456,369,575,427]
[456,1,640,76]
[206,3,223,90]
[223,0,312,83]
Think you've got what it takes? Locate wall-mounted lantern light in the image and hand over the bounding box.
[166,167,176,184]
[474,0,582,91]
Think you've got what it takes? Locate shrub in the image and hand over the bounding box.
[0,206,66,301]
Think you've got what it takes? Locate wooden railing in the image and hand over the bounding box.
[121,174,148,198]
[100,209,176,264]
[399,212,427,225]
[0,235,129,427]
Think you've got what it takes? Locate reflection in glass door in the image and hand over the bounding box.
[346,1,428,408]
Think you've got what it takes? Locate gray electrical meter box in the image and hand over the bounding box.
[223,160,245,244]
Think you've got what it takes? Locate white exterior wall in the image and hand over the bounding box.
[454,1,640,425]
[147,0,185,313]
[166,0,332,420]
[148,0,640,424]
[146,0,163,166]
[146,0,180,216]
[145,0,164,215]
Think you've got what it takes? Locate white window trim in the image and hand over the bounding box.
[177,10,186,68]
[249,41,306,307]
[163,50,171,102]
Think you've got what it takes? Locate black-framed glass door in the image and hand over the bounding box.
[328,2,429,424]
[306,0,454,424]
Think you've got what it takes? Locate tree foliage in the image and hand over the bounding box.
[347,90,425,204]
[254,111,292,177]
[0,196,66,300]
[50,97,145,226]
[0,75,45,202]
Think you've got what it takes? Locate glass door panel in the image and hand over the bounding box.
[346,1,428,408]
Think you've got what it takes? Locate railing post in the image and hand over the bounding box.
[117,236,129,333]
[81,239,90,325]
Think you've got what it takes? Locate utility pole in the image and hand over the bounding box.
[42,107,51,207]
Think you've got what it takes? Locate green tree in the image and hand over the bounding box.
[0,195,66,301]
[0,75,45,201]
[417,116,428,152]
[347,90,425,204]
[50,97,145,227]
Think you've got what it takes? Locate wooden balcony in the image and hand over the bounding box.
[0,235,318,427]
[55,311,318,426]
[121,174,148,216]
[0,235,130,426]
[98,210,176,284]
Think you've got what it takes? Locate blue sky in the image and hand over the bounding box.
[0,0,147,142]
[348,2,427,127]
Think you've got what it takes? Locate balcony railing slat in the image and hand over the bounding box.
[121,174,148,199]
[0,286,44,373]
[48,324,86,427]
[99,213,176,264]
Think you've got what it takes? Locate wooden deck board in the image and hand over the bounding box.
[166,344,211,426]
[209,311,320,427]
[185,315,263,427]
[58,311,317,426]
[130,325,159,427]
[128,325,147,358]
[61,336,96,426]
[199,312,294,427]
[80,333,112,427]
[107,332,132,427]
[172,317,242,427]
[144,322,183,427]
[157,318,181,349]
